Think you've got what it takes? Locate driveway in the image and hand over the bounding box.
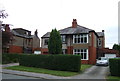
[71,65,109,79]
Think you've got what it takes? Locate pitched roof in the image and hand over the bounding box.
[96,32,104,37]
[41,25,94,38]
[41,32,50,38]
[59,25,93,34]
[13,28,31,32]
[11,30,33,38]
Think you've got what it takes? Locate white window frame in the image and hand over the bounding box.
[62,49,66,54]
[73,49,88,60]
[61,35,66,43]
[73,34,88,44]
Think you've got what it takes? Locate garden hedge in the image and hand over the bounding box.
[2,53,21,64]
[19,54,81,72]
[109,58,120,77]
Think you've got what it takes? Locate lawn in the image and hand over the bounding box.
[4,64,92,77]
[81,64,92,72]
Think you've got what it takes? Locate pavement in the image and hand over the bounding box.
[0,63,109,79]
[2,73,40,79]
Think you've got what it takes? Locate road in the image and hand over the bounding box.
[71,65,109,79]
[2,73,40,79]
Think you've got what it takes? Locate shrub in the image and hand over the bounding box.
[2,53,21,64]
[109,58,120,77]
[19,54,81,72]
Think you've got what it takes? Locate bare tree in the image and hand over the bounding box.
[0,10,8,19]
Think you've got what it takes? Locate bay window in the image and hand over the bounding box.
[73,34,88,44]
[73,49,88,60]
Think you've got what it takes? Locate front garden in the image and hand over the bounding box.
[2,53,92,76]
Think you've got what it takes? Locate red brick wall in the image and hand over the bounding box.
[89,46,96,64]
[81,60,89,64]
[41,48,48,54]
[67,46,73,54]
[9,45,23,53]
[88,32,97,64]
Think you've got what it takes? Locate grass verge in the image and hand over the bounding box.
[4,64,92,77]
[81,64,92,72]
[107,76,120,80]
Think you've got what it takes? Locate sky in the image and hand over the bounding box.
[0,0,119,48]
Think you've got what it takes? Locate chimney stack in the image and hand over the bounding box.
[5,24,10,32]
[72,19,77,28]
[34,29,38,37]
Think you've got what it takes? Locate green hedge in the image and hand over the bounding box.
[109,58,120,77]
[2,53,21,64]
[19,54,81,72]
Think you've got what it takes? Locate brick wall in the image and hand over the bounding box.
[88,32,97,64]
[41,48,48,54]
[9,45,23,53]
[67,46,73,54]
[81,60,89,64]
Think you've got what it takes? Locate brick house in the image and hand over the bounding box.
[2,24,40,54]
[41,19,107,64]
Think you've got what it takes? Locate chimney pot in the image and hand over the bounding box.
[102,30,104,32]
[72,19,77,28]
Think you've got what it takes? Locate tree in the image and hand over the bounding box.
[0,10,8,31]
[113,44,120,56]
[0,10,8,19]
[113,44,120,50]
[48,29,62,54]
[0,10,13,53]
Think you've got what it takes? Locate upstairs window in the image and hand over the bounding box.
[73,34,88,44]
[98,39,101,46]
[44,39,49,45]
[61,35,66,43]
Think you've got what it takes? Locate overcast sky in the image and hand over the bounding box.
[0,0,119,48]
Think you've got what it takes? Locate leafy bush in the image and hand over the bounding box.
[109,58,120,77]
[19,54,81,72]
[2,53,21,64]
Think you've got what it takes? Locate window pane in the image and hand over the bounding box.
[78,38,80,43]
[74,49,76,52]
[84,49,86,52]
[81,49,83,52]
[78,49,80,52]
[81,37,83,43]
[75,38,77,43]
[81,53,83,59]
[84,53,86,59]
[84,37,87,43]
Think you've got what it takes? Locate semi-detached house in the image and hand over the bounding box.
[2,24,40,54]
[41,19,106,64]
